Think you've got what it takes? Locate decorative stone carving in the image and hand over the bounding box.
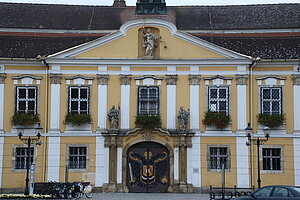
[177,106,189,131]
[292,74,300,86]
[12,74,43,80]
[0,73,6,84]
[107,105,120,130]
[256,75,287,80]
[166,75,178,85]
[97,74,110,85]
[141,28,160,59]
[104,135,122,148]
[120,75,132,85]
[50,73,63,84]
[64,75,94,80]
[235,74,249,85]
[173,136,193,148]
[203,75,233,81]
[134,75,163,81]
[188,75,201,85]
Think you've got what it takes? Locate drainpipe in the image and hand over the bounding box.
[37,55,49,182]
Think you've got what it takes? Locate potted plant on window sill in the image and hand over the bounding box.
[135,114,161,130]
[64,112,92,131]
[11,112,40,128]
[257,113,285,129]
[203,111,231,130]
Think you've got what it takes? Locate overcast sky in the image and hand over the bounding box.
[1,0,300,5]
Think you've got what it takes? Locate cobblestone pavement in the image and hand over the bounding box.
[80,193,210,200]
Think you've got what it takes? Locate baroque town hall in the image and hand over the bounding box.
[0,0,300,193]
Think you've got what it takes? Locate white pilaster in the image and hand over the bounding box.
[117,147,122,184]
[294,86,300,132]
[50,84,61,131]
[237,85,247,130]
[98,85,107,129]
[294,138,300,186]
[96,136,109,187]
[47,136,60,181]
[187,137,201,187]
[0,84,4,133]
[236,137,250,188]
[174,147,179,181]
[121,85,130,129]
[190,85,199,130]
[0,137,4,188]
[167,85,176,129]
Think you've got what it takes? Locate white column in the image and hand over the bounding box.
[0,137,4,188]
[174,147,179,182]
[187,137,201,187]
[95,136,109,187]
[97,75,109,130]
[47,136,60,181]
[50,73,62,132]
[236,75,248,131]
[236,137,250,188]
[294,85,300,132]
[294,138,300,186]
[166,75,177,129]
[117,147,122,184]
[120,75,131,129]
[189,75,201,130]
[0,73,6,133]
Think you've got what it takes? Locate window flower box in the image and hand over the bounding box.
[135,114,161,129]
[203,111,231,130]
[257,113,285,129]
[11,112,40,127]
[64,113,92,127]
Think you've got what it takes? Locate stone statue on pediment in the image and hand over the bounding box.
[108,105,120,130]
[141,28,160,59]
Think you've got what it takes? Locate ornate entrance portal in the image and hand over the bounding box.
[126,142,170,193]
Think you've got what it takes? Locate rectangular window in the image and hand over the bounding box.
[15,147,34,169]
[209,147,228,170]
[69,147,87,169]
[69,87,89,114]
[263,148,281,170]
[208,87,229,114]
[16,87,37,114]
[138,86,159,115]
[261,87,282,114]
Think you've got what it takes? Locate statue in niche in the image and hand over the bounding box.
[108,105,120,129]
[141,28,160,59]
[177,106,190,131]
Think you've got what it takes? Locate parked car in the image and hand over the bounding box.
[232,185,300,200]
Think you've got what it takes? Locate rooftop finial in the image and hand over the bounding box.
[113,0,126,7]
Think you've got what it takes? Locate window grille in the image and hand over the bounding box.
[69,147,87,169]
[261,87,282,114]
[209,147,228,170]
[16,87,37,114]
[15,147,34,169]
[69,87,89,114]
[138,86,159,115]
[263,148,281,170]
[208,87,229,114]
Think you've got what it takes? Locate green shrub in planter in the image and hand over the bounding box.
[135,114,161,129]
[11,112,40,126]
[64,113,92,126]
[203,111,231,129]
[257,113,285,128]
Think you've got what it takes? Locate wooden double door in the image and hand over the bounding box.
[126,142,170,193]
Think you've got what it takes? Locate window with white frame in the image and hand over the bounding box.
[68,147,87,169]
[16,87,37,114]
[260,87,282,114]
[209,147,229,170]
[68,87,89,114]
[15,147,34,169]
[138,86,159,115]
[208,86,229,114]
[262,148,281,171]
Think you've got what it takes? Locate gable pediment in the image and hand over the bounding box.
[48,19,251,61]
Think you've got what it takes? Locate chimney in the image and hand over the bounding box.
[113,0,126,7]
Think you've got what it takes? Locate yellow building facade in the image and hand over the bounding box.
[0,18,299,193]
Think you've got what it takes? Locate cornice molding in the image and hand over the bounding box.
[12,74,43,80]
[256,75,287,80]
[134,75,163,80]
[203,75,233,80]
[64,74,94,80]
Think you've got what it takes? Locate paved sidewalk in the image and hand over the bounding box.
[81,193,210,200]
